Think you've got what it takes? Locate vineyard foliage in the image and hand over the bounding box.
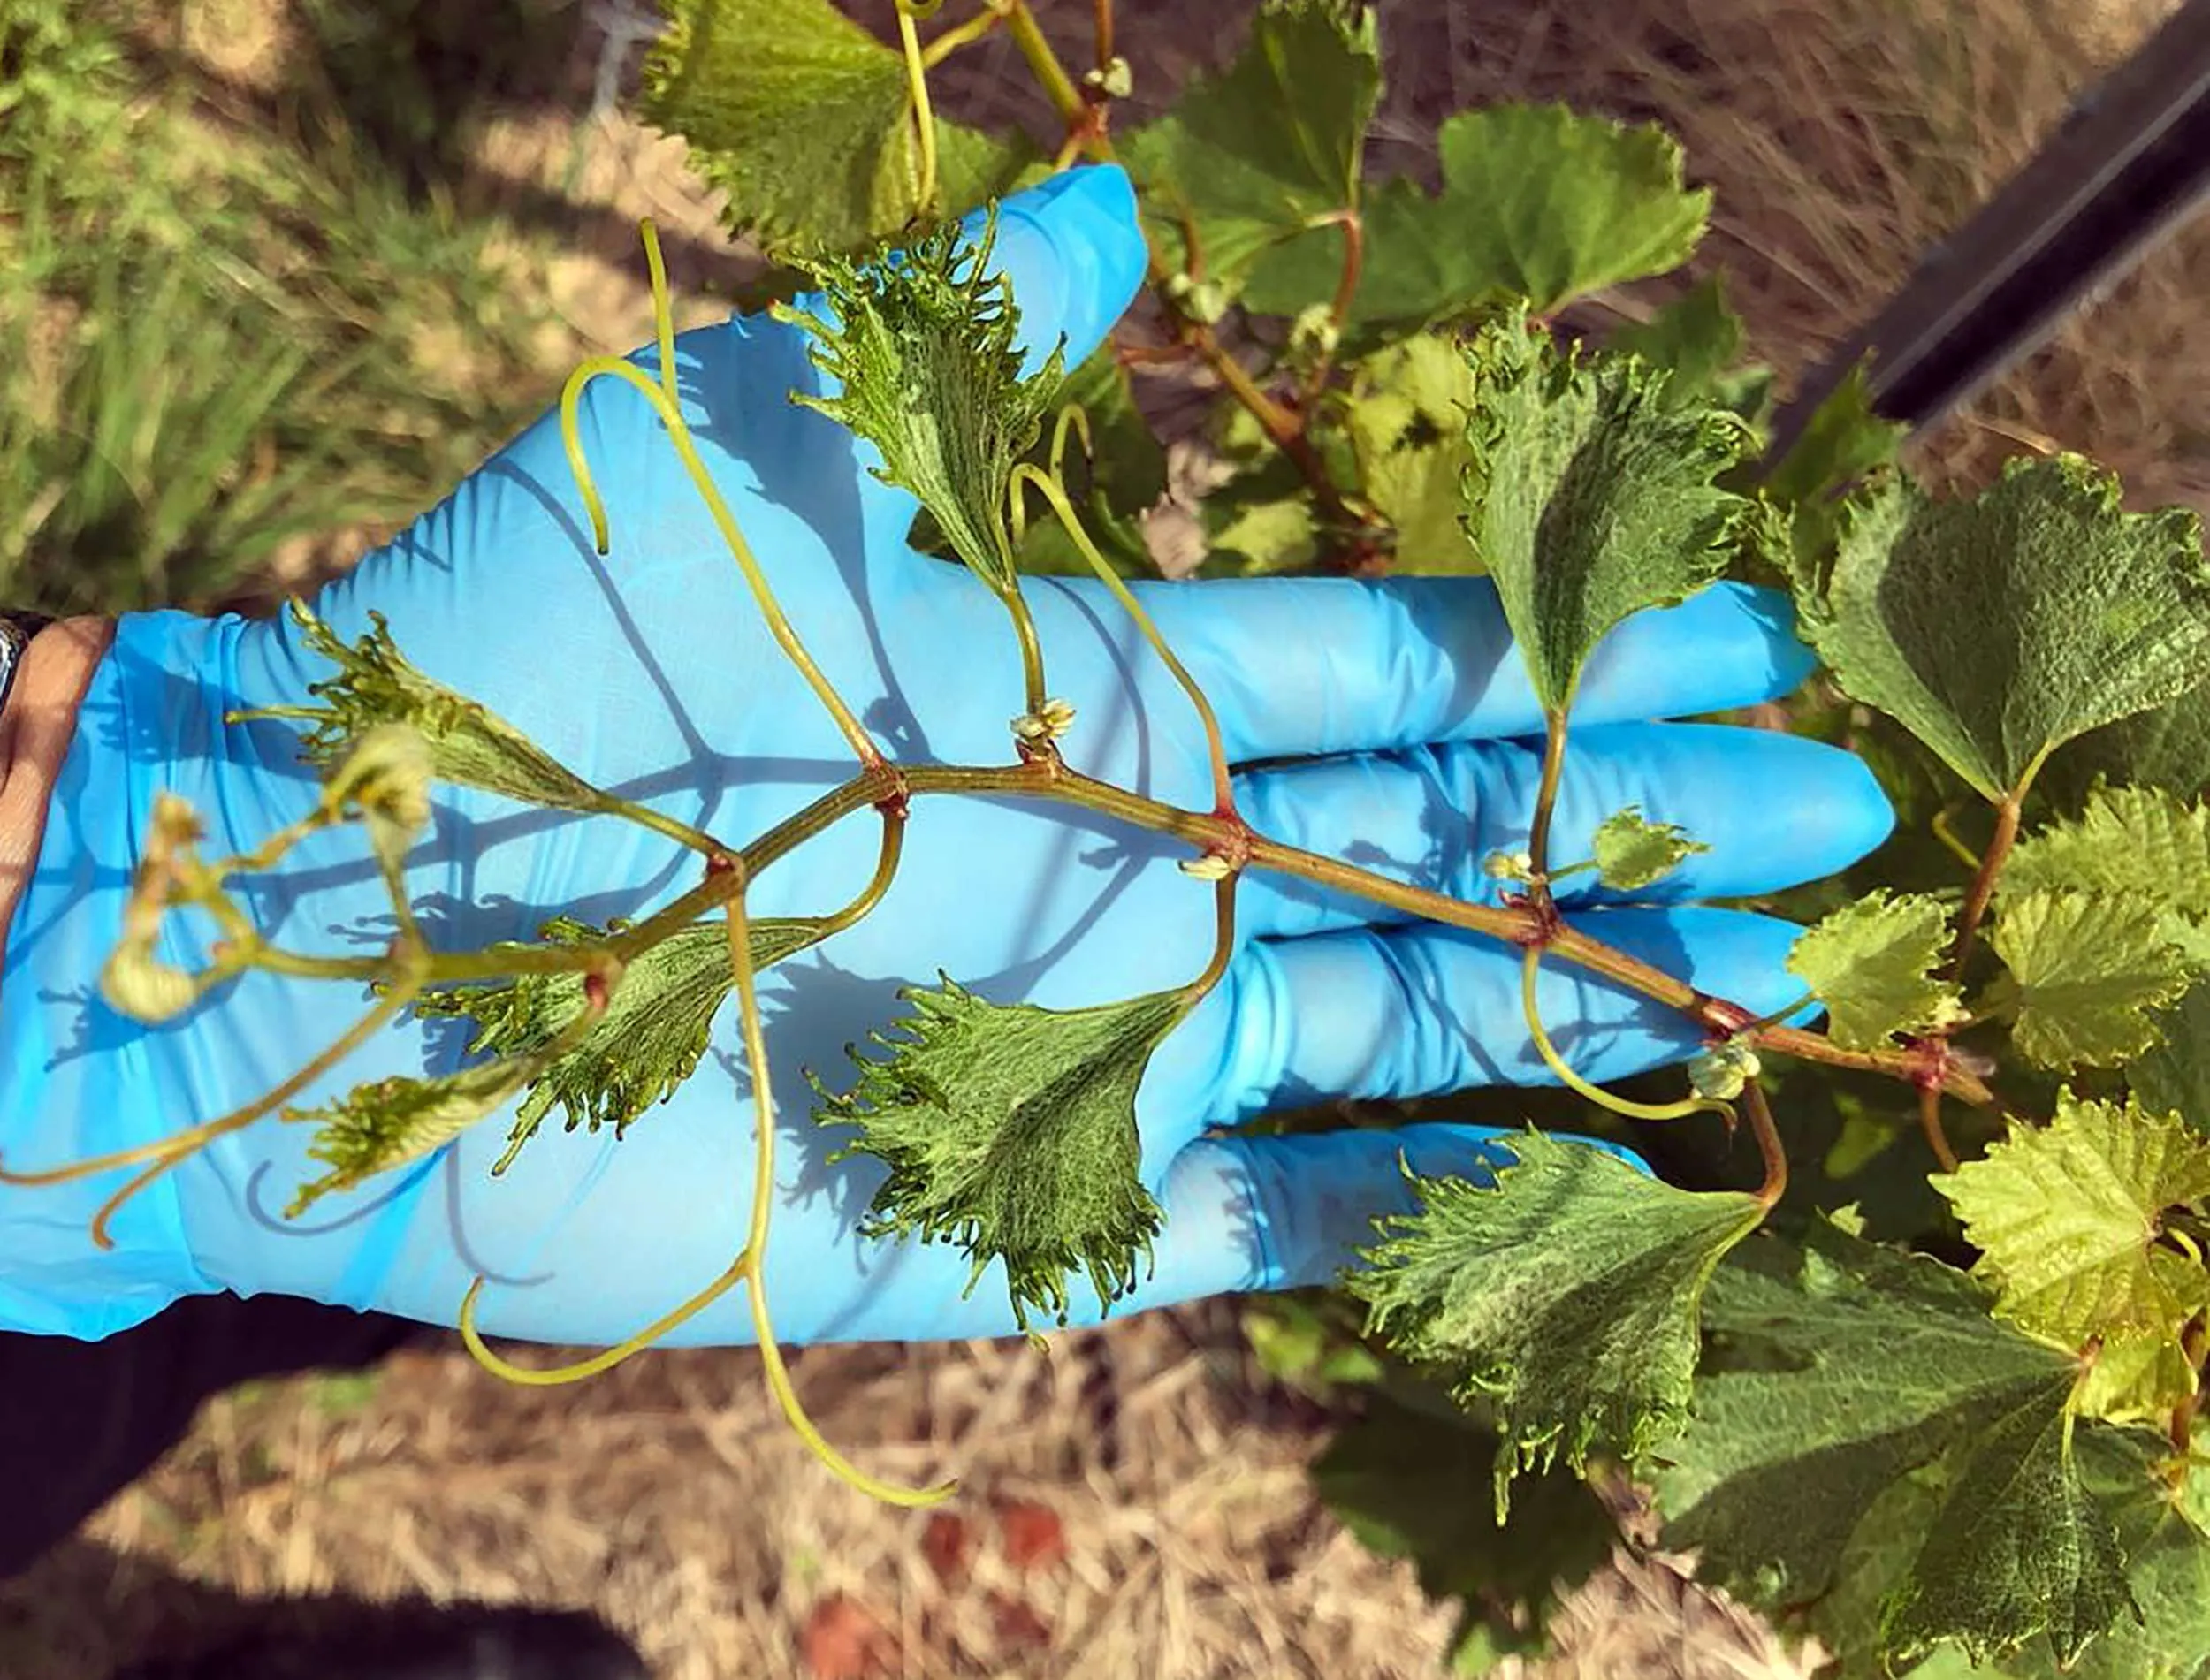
[33,2,2210,1675]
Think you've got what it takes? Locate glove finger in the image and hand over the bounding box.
[1200,906,1812,1126]
[1114,576,1811,764]
[1234,721,1893,940]
[1137,1122,1646,1304]
[978,164,1149,376]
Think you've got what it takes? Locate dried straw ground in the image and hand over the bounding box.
[5,1,2206,1676]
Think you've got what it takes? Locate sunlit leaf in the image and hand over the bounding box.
[1589,804,1707,891]
[1989,893,2191,1069]
[1787,891,1966,1050]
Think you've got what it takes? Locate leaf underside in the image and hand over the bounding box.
[1349,1131,1763,1517]
[813,976,1184,1333]
[414,915,823,1172]
[1460,306,1752,713]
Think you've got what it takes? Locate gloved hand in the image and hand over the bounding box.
[0,165,1891,1347]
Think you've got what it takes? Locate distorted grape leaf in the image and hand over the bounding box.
[1314,1389,1616,1672]
[813,977,1187,1332]
[2130,987,2210,1134]
[1790,455,2210,802]
[1348,1131,1763,1514]
[1345,332,1481,572]
[1010,342,1166,578]
[285,1058,547,1217]
[1120,0,1380,294]
[1786,891,1965,1050]
[639,0,1032,255]
[235,601,606,812]
[782,213,1062,597]
[1988,892,2191,1068]
[1589,804,1707,890]
[1656,1221,2077,1613]
[1879,1375,2136,1669]
[2008,787,2210,969]
[1934,1091,2210,1417]
[414,915,824,1172]
[1243,104,1710,334]
[1460,307,1753,712]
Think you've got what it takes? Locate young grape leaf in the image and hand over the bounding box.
[1786,891,1966,1050]
[1313,1389,1617,1671]
[1988,892,2191,1068]
[239,602,606,812]
[638,0,1032,255]
[1347,1131,1764,1515]
[1656,1222,2081,1618]
[1933,1091,2210,1418]
[1459,308,1753,713]
[1790,455,2210,802]
[1761,362,1907,512]
[1344,332,1481,572]
[1243,104,1711,335]
[813,977,1187,1333]
[2130,987,2210,1134]
[1119,0,1381,298]
[414,915,824,1172]
[1879,1374,2136,1669]
[781,212,1063,597]
[2008,787,2210,969]
[285,1059,548,1218]
[1206,477,1323,574]
[1611,277,1764,417]
[1589,804,1707,891]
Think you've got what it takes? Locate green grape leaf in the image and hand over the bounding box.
[1313,1389,1617,1671]
[1589,804,1707,890]
[1656,1222,2081,1619]
[1010,342,1166,578]
[1120,0,1381,296]
[1345,332,1481,572]
[1243,104,1710,333]
[285,1059,546,1218]
[781,214,1062,597]
[2008,787,2210,970]
[1879,1374,2136,1669]
[1790,455,2210,802]
[414,915,823,1172]
[1348,1131,1763,1514]
[2130,988,2210,1134]
[1207,476,1323,574]
[1787,891,1966,1050]
[1933,1091,2210,1417]
[235,601,606,812]
[1762,362,1908,511]
[1988,892,2192,1068]
[638,0,1031,255]
[1611,277,1757,411]
[812,977,1187,1332]
[1460,308,1753,713]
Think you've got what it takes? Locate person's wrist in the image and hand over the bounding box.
[0,617,115,969]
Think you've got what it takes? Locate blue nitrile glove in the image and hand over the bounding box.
[0,165,1892,1346]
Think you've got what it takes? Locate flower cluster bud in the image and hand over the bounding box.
[1688,1039,1763,1102]
[1010,696,1078,746]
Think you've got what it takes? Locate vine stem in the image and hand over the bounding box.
[1918,1083,1962,1174]
[1297,208,1362,405]
[994,0,1084,123]
[728,762,2000,1109]
[1947,787,2024,981]
[1528,709,1569,885]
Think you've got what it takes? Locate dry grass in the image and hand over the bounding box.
[7,1,2209,1676]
